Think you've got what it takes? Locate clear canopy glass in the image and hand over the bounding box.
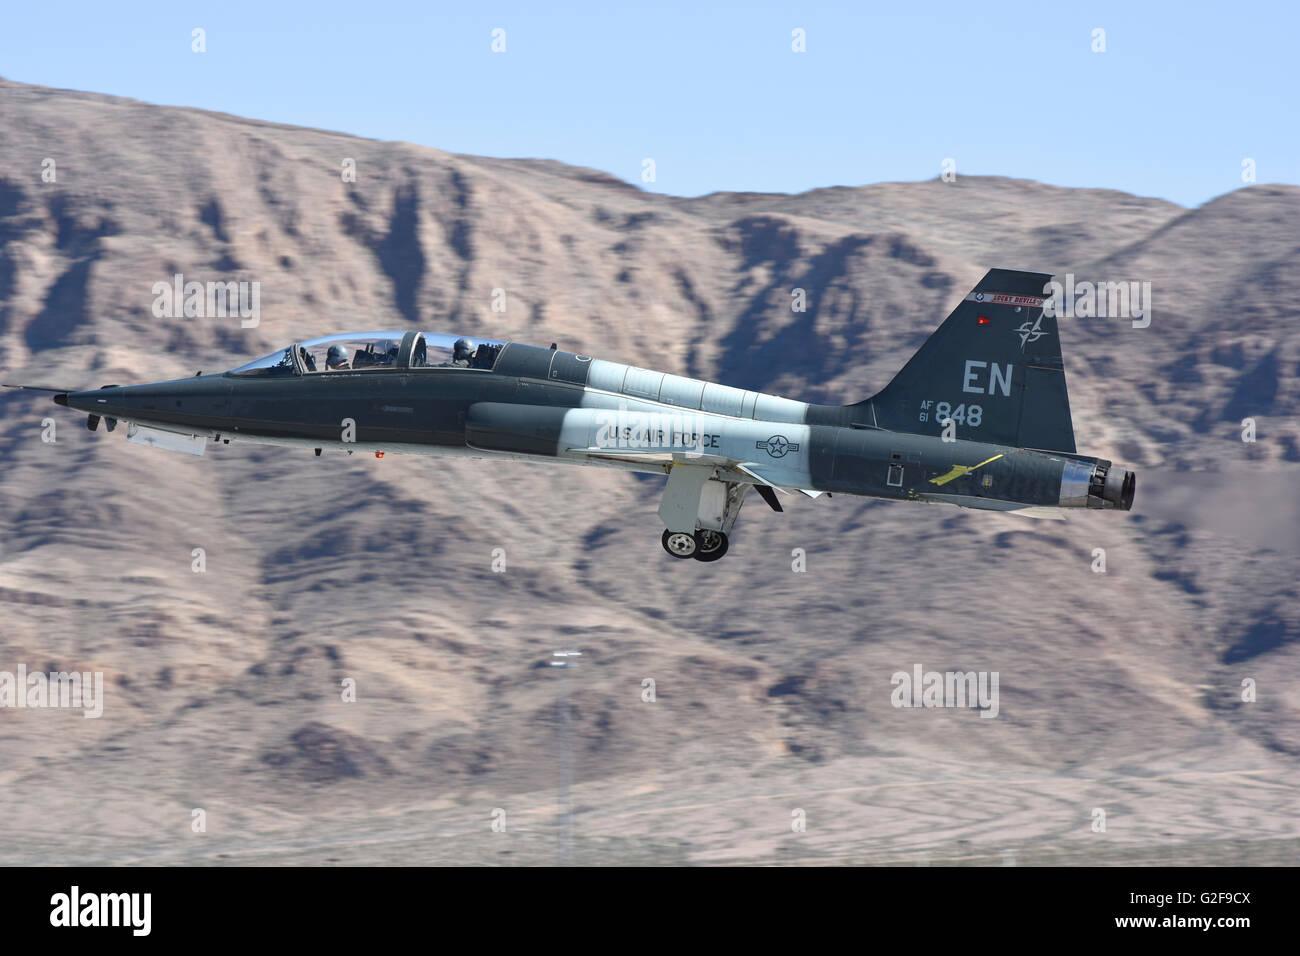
[298,331,405,373]
[413,333,505,370]
[226,331,506,375]
[229,347,297,377]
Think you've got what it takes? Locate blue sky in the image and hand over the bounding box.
[3,1,1295,207]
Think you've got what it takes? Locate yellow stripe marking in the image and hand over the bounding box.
[929,453,1004,486]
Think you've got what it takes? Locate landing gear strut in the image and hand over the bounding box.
[658,473,751,562]
[661,529,730,561]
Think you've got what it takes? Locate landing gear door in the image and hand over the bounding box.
[658,464,711,533]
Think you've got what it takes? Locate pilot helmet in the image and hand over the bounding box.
[326,344,350,368]
[453,338,475,361]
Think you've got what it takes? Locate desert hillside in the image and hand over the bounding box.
[0,78,1296,864]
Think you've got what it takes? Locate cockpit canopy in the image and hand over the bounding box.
[228,331,506,376]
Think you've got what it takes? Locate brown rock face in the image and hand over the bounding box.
[0,79,1296,865]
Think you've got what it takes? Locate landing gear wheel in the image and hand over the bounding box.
[661,529,698,559]
[693,530,729,562]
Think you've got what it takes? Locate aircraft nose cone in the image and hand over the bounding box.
[64,385,123,414]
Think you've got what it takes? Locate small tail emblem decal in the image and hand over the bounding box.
[1015,314,1048,349]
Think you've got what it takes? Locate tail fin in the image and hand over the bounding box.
[857,268,1076,453]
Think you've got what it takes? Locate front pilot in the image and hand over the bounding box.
[325,344,351,370]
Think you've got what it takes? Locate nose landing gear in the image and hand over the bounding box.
[661,529,730,561]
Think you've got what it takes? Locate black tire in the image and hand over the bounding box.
[661,529,698,559]
[693,530,729,562]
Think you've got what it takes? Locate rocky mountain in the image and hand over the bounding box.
[0,78,1295,864]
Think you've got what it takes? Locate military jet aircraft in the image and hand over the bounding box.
[7,268,1134,561]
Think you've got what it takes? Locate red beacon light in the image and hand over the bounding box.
[977,316,991,325]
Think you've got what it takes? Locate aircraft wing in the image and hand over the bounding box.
[732,462,825,498]
[566,446,823,498]
[568,445,677,464]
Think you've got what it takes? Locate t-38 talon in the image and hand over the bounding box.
[7,269,1135,561]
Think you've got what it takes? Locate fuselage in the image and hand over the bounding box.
[58,336,1134,515]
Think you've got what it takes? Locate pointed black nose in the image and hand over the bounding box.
[64,385,126,415]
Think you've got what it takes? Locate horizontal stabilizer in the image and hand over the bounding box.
[921,492,1066,520]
